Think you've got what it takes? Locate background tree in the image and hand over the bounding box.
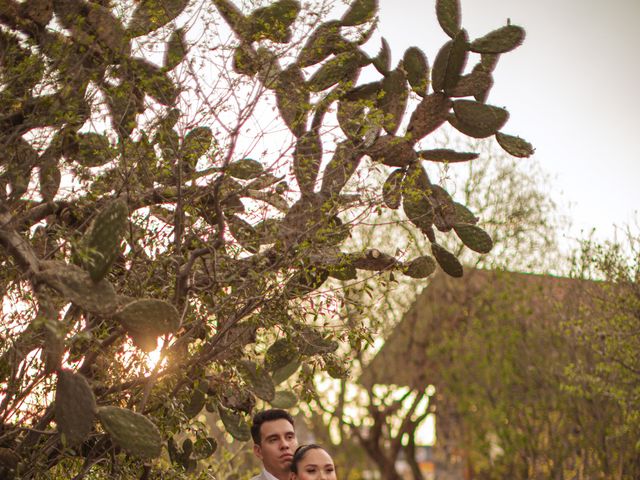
[0,0,532,477]
[308,142,562,480]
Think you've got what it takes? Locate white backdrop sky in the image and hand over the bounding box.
[375,0,640,243]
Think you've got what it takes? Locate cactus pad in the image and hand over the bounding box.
[97,406,162,458]
[193,437,218,459]
[382,169,404,209]
[368,135,417,167]
[227,158,264,179]
[403,47,429,95]
[297,21,343,67]
[453,223,493,253]
[265,339,299,372]
[431,242,463,277]
[181,126,213,171]
[470,25,525,54]
[451,100,509,138]
[270,390,298,409]
[403,255,437,278]
[407,93,451,141]
[495,132,534,158]
[341,0,378,26]
[81,199,128,282]
[436,0,461,38]
[373,37,391,74]
[418,149,478,163]
[55,370,97,446]
[38,262,118,316]
[218,406,251,441]
[238,360,275,401]
[114,298,180,352]
[272,359,301,385]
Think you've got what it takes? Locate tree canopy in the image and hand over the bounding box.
[0,0,531,477]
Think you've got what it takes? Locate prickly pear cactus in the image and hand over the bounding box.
[97,406,162,459]
[217,406,251,441]
[79,199,128,282]
[113,299,180,351]
[238,360,275,401]
[55,370,97,446]
[37,262,118,316]
[270,390,298,409]
[403,255,437,279]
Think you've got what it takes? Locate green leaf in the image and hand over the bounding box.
[431,243,463,277]
[55,370,97,446]
[340,0,378,26]
[453,223,493,253]
[97,407,162,459]
[495,132,535,158]
[265,339,299,372]
[436,0,461,38]
[470,25,525,54]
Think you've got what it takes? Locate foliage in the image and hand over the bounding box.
[307,143,561,480]
[0,0,530,477]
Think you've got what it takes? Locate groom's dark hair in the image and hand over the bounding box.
[251,409,295,445]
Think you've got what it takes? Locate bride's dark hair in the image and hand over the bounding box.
[290,444,329,474]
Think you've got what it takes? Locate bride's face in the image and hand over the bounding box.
[292,448,337,480]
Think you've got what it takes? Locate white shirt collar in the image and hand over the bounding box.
[262,469,281,480]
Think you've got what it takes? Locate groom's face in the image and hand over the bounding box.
[254,418,298,476]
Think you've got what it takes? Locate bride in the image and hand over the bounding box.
[290,445,337,480]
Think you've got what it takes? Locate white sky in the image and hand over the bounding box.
[376,0,640,243]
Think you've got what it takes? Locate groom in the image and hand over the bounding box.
[251,409,298,480]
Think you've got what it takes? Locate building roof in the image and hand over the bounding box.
[359,268,599,389]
